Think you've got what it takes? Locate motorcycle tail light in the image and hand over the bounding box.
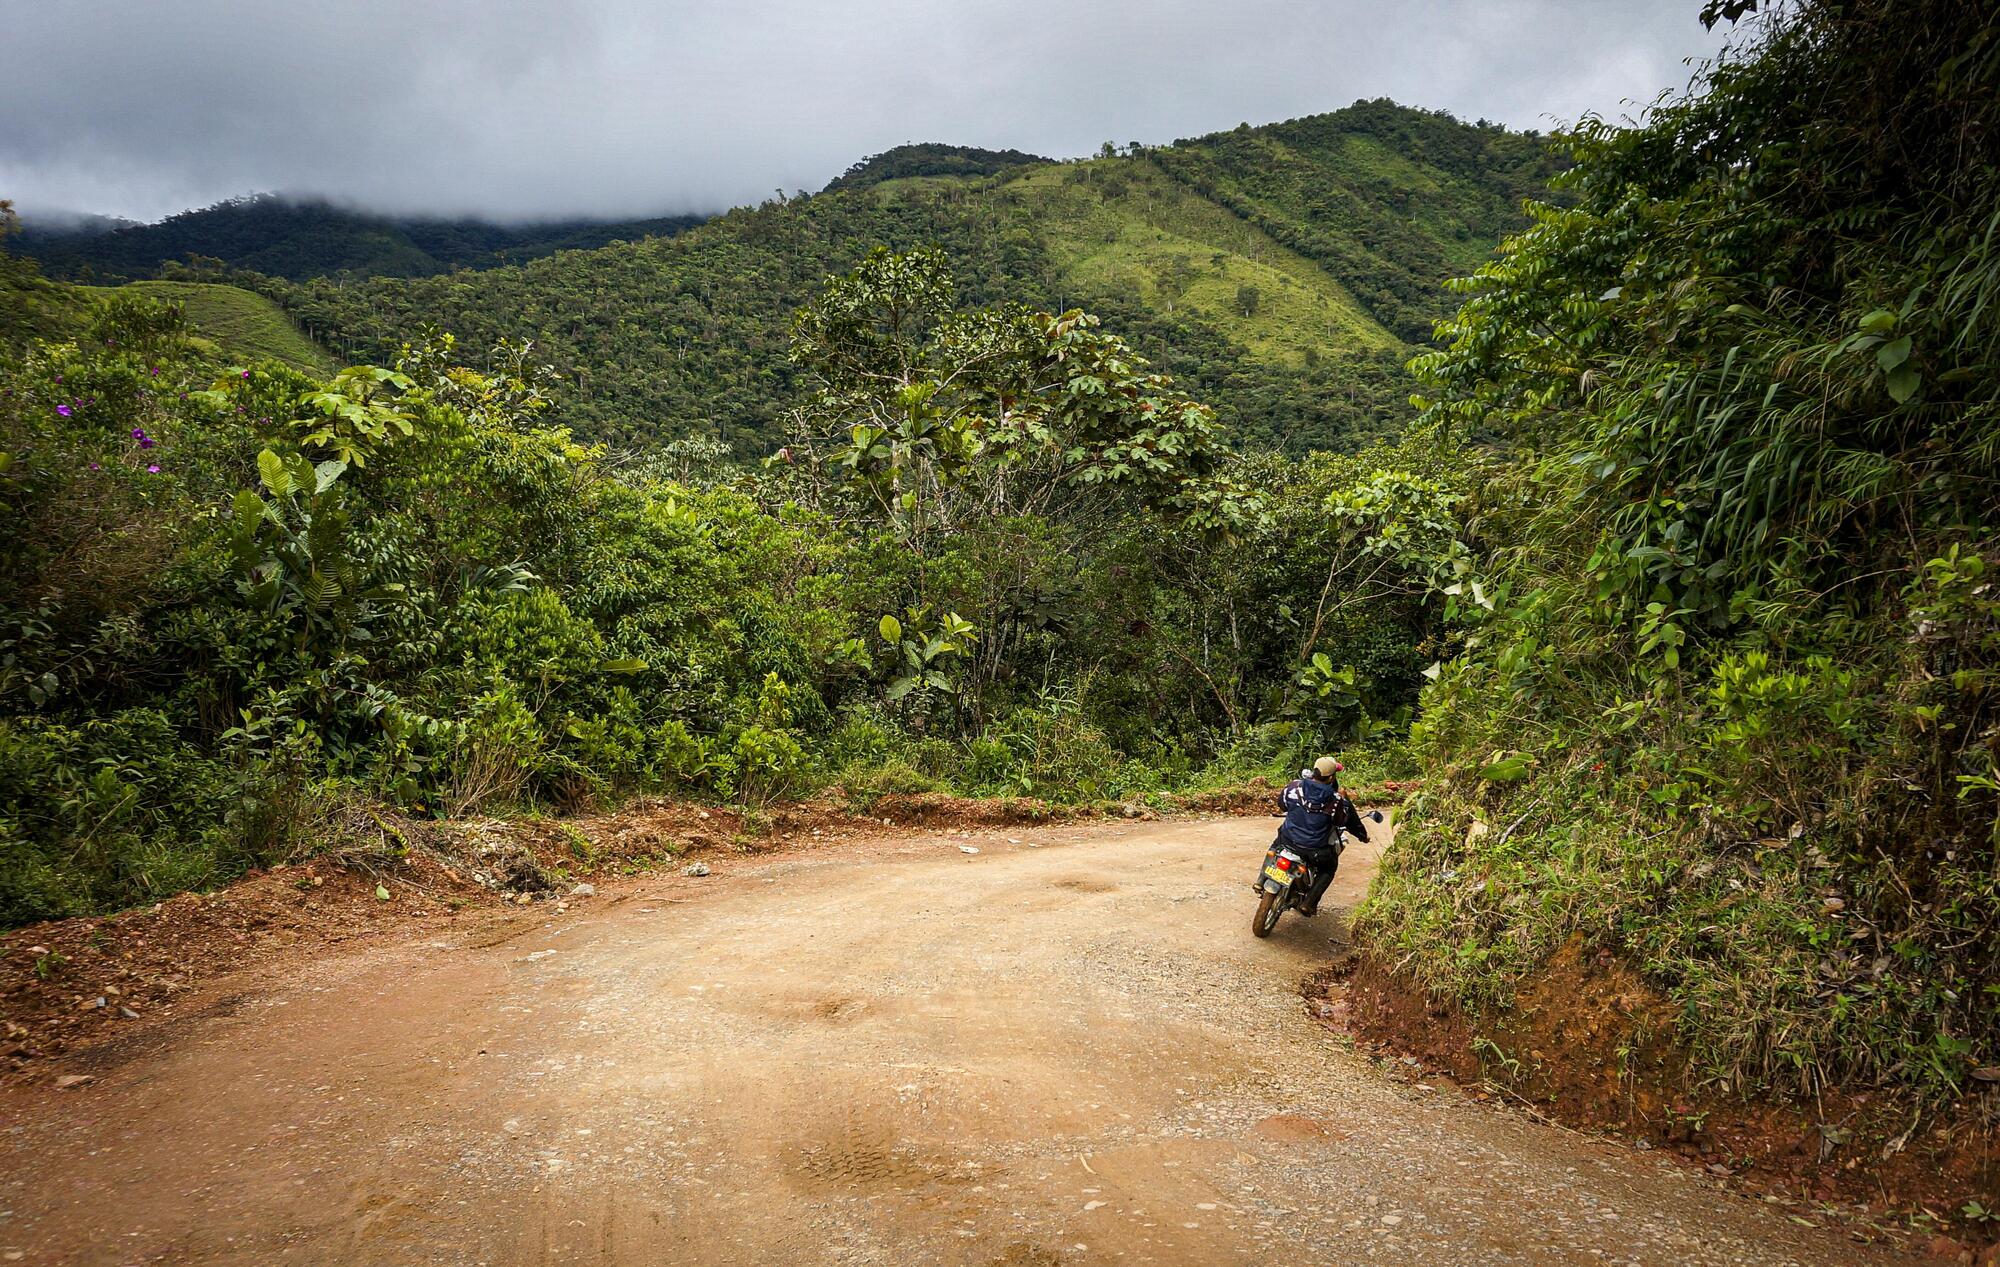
[1276,857,1293,870]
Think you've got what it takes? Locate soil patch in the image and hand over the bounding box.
[0,794,879,1086]
[0,789,1230,1088]
[855,791,1089,827]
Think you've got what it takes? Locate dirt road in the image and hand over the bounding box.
[0,817,1904,1265]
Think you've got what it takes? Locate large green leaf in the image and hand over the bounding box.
[1886,365,1921,403]
[1477,753,1534,783]
[256,448,291,497]
[313,459,348,493]
[231,488,269,531]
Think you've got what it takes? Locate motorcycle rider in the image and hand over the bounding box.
[1268,755,1370,918]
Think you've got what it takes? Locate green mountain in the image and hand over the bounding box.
[823,143,1050,191]
[266,101,1555,454]
[14,194,707,282]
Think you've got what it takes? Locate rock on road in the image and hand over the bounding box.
[0,817,1903,1265]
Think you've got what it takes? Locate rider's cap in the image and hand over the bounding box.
[1313,756,1342,778]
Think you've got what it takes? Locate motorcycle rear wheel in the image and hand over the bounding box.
[1253,889,1283,938]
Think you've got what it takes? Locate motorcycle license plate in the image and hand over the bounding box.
[1262,863,1293,885]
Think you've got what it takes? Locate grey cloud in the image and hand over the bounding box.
[0,0,1732,223]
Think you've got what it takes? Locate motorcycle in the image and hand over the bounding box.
[1252,804,1385,939]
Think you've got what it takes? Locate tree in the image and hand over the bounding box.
[787,247,1261,549]
[1157,255,1197,311]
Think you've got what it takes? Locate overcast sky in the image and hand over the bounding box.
[1,0,1733,225]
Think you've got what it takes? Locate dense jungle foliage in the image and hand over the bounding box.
[1360,0,2000,1106]
[0,221,1457,929]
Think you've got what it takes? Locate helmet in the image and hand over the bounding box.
[1313,756,1343,779]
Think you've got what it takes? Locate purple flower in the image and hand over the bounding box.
[150,367,161,377]
[146,464,161,474]
[89,462,100,471]
[131,427,146,440]
[56,405,72,417]
[140,437,156,450]
[240,370,252,379]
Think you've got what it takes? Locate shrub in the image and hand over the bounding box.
[0,709,289,923]
[733,724,808,807]
[444,684,545,816]
[839,758,942,809]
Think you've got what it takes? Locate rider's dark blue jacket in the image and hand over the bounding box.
[1276,776,1369,851]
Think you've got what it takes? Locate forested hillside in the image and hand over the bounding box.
[0,206,332,372]
[14,194,706,282]
[262,101,1554,455]
[0,103,1518,910]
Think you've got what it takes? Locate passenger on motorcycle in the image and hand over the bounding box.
[1268,755,1370,918]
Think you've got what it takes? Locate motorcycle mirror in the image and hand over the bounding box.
[1369,810,1385,823]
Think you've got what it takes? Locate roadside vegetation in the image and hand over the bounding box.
[1359,0,2000,1107]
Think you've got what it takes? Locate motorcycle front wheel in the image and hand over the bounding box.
[1253,888,1284,938]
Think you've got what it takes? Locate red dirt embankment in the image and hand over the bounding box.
[1317,941,1999,1260]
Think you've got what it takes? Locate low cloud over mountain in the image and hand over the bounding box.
[1,0,1727,223]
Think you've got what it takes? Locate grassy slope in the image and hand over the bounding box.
[1001,158,1402,369]
[1330,134,1510,277]
[0,264,99,345]
[1153,105,1557,342]
[90,281,334,372]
